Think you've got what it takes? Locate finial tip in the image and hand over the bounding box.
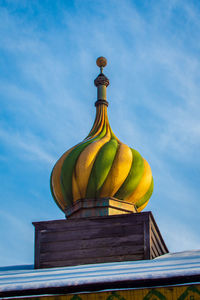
[96,57,107,68]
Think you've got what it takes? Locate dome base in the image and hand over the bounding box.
[33,212,169,269]
[65,197,137,219]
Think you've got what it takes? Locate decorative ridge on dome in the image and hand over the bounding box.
[50,57,154,218]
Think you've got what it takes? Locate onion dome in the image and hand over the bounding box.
[50,57,153,214]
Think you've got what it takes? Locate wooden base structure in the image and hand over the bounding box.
[65,197,137,218]
[33,212,168,269]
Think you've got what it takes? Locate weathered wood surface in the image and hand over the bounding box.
[40,224,143,243]
[65,197,137,219]
[33,212,168,269]
[40,253,145,268]
[40,234,144,253]
[40,244,144,262]
[143,218,150,260]
[149,214,168,259]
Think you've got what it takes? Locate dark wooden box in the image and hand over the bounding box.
[33,212,168,269]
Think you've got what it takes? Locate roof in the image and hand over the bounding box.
[1,250,200,298]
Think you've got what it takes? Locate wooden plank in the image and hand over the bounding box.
[65,197,136,218]
[71,206,134,218]
[33,218,145,232]
[151,239,160,258]
[40,253,144,268]
[40,224,144,243]
[150,221,167,255]
[67,197,135,211]
[33,212,150,230]
[34,220,144,233]
[69,207,109,218]
[143,214,150,259]
[34,229,40,269]
[40,234,144,253]
[149,213,168,253]
[150,245,158,259]
[149,216,168,257]
[151,238,160,257]
[40,244,144,262]
[151,228,164,256]
[40,223,143,241]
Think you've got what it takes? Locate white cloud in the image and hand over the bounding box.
[160,216,200,252]
[0,210,33,265]
[0,127,55,164]
[0,0,200,265]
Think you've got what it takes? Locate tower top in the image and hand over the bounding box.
[96,56,107,73]
[50,57,153,218]
[94,56,109,89]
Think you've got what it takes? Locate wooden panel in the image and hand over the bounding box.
[40,234,144,253]
[40,224,143,243]
[70,207,108,218]
[40,244,144,262]
[34,229,41,269]
[149,217,168,258]
[33,212,149,229]
[151,242,160,258]
[65,197,137,218]
[143,214,150,259]
[150,245,158,259]
[151,229,163,256]
[149,214,168,254]
[40,253,144,268]
[33,212,168,269]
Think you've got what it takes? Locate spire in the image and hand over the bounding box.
[94,57,109,106]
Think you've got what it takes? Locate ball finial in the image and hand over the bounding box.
[96,56,107,68]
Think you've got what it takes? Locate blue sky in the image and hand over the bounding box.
[0,0,200,266]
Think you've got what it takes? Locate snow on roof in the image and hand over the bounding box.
[0,250,200,295]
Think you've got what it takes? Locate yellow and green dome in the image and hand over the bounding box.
[50,57,153,213]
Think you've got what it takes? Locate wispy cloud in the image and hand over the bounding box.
[0,210,33,265]
[0,0,200,264]
[159,216,200,252]
[0,127,55,164]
